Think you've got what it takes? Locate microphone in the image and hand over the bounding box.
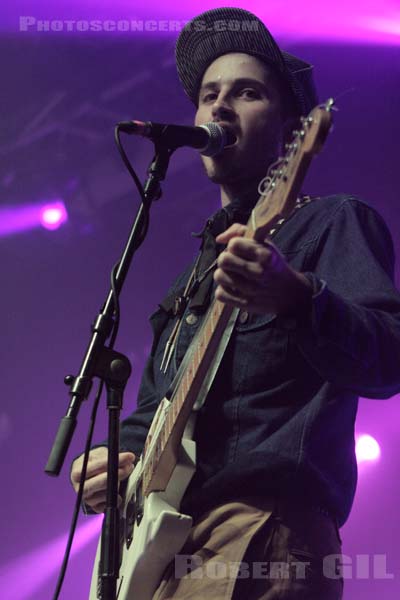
[117,120,236,157]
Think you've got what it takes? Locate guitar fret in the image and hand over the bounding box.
[203,323,209,346]
[182,376,188,396]
[156,439,161,460]
[206,319,211,341]
[175,390,181,413]
[166,411,172,436]
[159,428,165,453]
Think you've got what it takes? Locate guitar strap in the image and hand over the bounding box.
[159,204,243,374]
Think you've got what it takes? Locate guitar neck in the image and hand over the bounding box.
[142,299,234,495]
[141,100,334,496]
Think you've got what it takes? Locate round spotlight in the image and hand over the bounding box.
[356,434,381,463]
[40,201,68,230]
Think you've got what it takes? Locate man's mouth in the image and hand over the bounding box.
[215,123,239,147]
[218,123,238,148]
[224,133,237,148]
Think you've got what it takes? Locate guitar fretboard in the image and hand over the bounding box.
[142,298,233,494]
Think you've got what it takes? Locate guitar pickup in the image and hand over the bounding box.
[125,478,144,550]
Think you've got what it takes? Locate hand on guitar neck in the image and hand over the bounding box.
[214,223,313,316]
[70,447,136,513]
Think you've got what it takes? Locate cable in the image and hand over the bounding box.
[51,379,103,600]
[114,126,151,246]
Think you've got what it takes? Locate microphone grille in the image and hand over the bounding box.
[199,122,228,157]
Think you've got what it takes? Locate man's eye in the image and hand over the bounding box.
[239,88,260,99]
[202,92,217,102]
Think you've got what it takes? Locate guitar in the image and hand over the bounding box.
[89,99,334,600]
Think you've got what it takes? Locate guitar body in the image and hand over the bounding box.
[89,399,196,600]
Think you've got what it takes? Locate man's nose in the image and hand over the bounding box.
[211,97,235,121]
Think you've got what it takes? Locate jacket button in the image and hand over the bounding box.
[185,313,198,325]
[239,310,249,324]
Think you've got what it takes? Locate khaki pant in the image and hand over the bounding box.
[153,497,343,600]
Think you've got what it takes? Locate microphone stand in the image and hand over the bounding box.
[45,142,173,600]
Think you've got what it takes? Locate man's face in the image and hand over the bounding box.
[195,52,286,186]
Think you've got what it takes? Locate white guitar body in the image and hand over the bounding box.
[89,398,196,600]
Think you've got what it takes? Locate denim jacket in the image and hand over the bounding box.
[117,194,400,527]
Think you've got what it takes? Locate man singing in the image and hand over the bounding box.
[71,8,400,599]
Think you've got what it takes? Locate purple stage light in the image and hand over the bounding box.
[0,515,102,600]
[0,201,68,237]
[356,434,381,463]
[40,201,68,230]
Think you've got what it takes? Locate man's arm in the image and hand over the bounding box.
[214,198,400,398]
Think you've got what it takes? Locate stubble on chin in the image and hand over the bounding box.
[200,156,239,185]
